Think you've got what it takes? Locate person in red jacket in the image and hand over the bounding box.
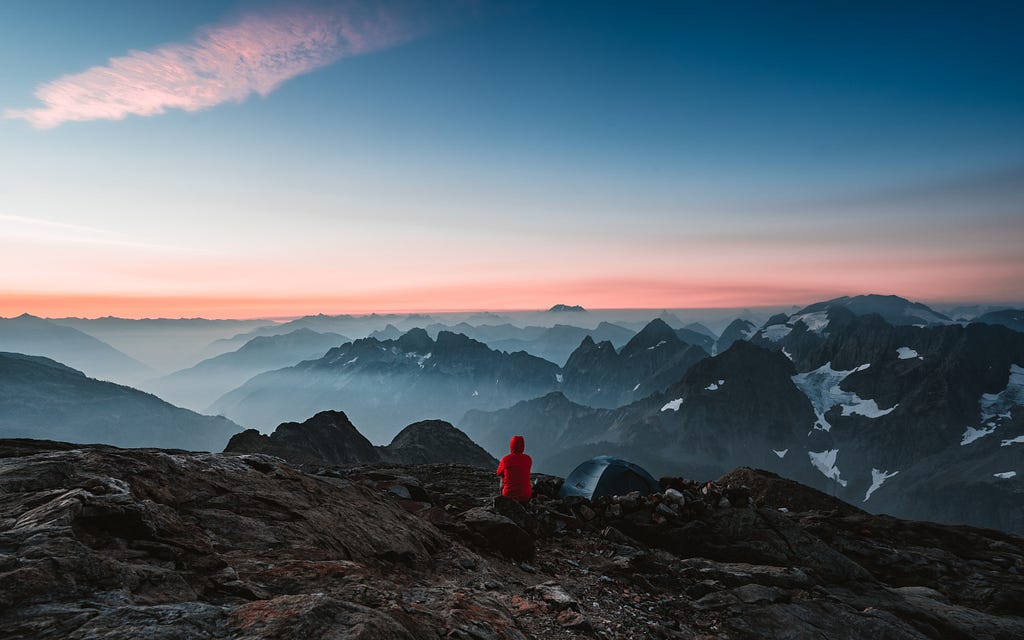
[496,435,532,503]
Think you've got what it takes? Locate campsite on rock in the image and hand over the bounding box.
[2,437,1022,639]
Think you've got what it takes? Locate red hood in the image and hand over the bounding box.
[509,435,525,454]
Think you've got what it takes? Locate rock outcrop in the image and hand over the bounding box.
[383,419,498,468]
[224,410,382,465]
[225,411,498,469]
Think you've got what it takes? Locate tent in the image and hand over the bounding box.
[559,456,660,500]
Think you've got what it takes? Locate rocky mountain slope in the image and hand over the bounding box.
[560,319,708,409]
[1,439,1021,639]
[224,410,498,469]
[144,328,348,410]
[0,352,240,451]
[715,318,757,354]
[0,314,152,385]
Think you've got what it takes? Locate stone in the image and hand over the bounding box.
[527,582,578,610]
[460,508,535,561]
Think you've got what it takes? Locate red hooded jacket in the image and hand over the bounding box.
[496,435,532,502]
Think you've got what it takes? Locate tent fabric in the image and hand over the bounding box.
[559,455,660,500]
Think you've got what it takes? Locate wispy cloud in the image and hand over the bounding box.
[5,3,415,128]
[0,213,110,233]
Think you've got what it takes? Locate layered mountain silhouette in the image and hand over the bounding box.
[209,320,713,442]
[0,351,239,450]
[144,328,348,410]
[0,314,152,385]
[224,410,497,469]
[973,308,1024,333]
[51,316,271,373]
[199,313,413,359]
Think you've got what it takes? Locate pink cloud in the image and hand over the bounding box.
[5,4,411,128]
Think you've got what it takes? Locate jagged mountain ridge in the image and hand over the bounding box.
[0,351,239,451]
[208,329,563,442]
[209,320,714,442]
[560,318,709,408]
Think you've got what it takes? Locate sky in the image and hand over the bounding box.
[1,0,1023,318]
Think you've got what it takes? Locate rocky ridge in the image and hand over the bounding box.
[2,439,1023,639]
[225,410,498,469]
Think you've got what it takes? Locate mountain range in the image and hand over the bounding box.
[2,293,1021,535]
[462,296,1024,534]
[208,319,715,441]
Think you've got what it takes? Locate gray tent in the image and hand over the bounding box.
[559,455,660,500]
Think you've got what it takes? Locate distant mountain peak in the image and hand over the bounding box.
[621,318,680,355]
[547,304,586,313]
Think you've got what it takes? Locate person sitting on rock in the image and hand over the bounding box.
[496,435,532,503]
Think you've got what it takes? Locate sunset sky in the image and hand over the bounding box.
[2,0,1023,318]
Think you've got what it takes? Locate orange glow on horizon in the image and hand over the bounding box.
[3,274,1020,320]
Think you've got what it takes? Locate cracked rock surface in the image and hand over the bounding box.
[1,439,1022,639]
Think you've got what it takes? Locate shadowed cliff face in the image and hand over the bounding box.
[2,440,1023,639]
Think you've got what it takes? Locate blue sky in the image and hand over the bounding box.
[1,1,1022,317]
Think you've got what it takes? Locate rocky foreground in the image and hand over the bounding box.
[1,440,1022,639]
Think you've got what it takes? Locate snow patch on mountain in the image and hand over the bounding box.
[993,471,1017,479]
[705,379,725,391]
[661,398,684,412]
[979,364,1024,422]
[840,398,897,418]
[761,324,792,342]
[896,347,921,360]
[962,425,997,445]
[864,469,899,502]
[791,362,888,431]
[1001,435,1024,447]
[808,449,848,487]
[772,449,788,459]
[791,310,830,333]
[556,373,563,383]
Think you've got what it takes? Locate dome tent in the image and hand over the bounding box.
[559,456,660,500]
